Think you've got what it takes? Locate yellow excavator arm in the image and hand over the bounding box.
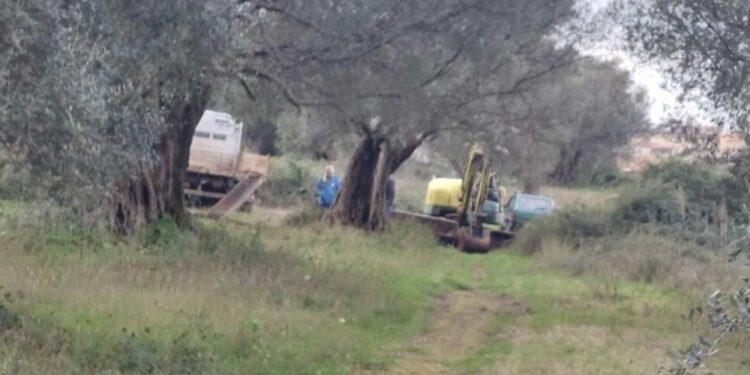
[457,143,492,227]
[396,142,513,253]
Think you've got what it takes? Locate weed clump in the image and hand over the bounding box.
[284,205,325,226]
[259,156,324,206]
[136,216,190,254]
[519,160,737,255]
[0,301,21,333]
[515,161,742,290]
[611,184,683,228]
[513,205,610,255]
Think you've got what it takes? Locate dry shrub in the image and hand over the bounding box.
[535,232,735,292]
[257,156,326,207]
[513,205,610,255]
[513,182,739,292]
[284,204,325,226]
[611,184,684,228]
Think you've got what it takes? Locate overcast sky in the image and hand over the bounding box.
[586,49,682,124]
[577,0,703,125]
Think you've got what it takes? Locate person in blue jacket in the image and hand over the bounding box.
[315,165,341,209]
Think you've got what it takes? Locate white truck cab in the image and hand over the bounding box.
[191,110,243,159]
[185,110,268,207]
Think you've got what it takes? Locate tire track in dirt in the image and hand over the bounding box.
[375,291,527,375]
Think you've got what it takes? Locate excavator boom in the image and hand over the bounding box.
[394,143,513,252]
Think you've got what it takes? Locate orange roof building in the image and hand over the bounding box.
[617,132,746,173]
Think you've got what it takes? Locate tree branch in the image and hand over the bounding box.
[240,66,301,112]
[237,77,257,101]
[421,46,463,87]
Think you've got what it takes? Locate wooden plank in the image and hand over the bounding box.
[205,175,265,219]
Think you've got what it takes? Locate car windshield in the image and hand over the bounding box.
[516,196,552,211]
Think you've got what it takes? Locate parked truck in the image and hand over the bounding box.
[185,110,269,218]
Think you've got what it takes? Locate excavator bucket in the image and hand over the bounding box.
[455,226,491,253]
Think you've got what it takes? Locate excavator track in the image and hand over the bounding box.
[391,210,514,253]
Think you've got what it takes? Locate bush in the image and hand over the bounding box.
[641,159,732,229]
[258,156,326,207]
[514,165,741,290]
[0,303,21,333]
[515,183,717,256]
[725,155,750,224]
[535,232,731,290]
[0,160,31,201]
[511,164,742,273]
[642,159,725,201]
[574,165,631,188]
[513,205,610,254]
[610,184,683,229]
[136,216,188,252]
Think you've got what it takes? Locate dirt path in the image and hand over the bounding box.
[378,291,526,375]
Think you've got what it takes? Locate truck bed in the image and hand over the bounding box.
[187,150,268,180]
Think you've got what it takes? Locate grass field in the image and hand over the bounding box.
[0,202,747,374]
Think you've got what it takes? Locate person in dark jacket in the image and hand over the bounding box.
[315,165,341,209]
[384,177,396,218]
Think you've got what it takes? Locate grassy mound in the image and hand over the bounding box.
[0,203,748,374]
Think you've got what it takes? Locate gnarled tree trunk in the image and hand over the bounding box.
[328,132,422,231]
[115,90,210,233]
[551,147,583,184]
[522,178,542,195]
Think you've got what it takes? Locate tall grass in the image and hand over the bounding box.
[0,216,435,375]
[513,195,739,293]
[530,232,735,291]
[2,197,748,374]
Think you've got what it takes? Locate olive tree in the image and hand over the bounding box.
[545,59,650,185]
[616,0,750,130]
[431,57,650,192]
[615,1,750,371]
[1,0,241,231]
[239,0,579,229]
[1,0,581,232]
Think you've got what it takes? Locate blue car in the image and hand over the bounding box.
[501,193,555,231]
